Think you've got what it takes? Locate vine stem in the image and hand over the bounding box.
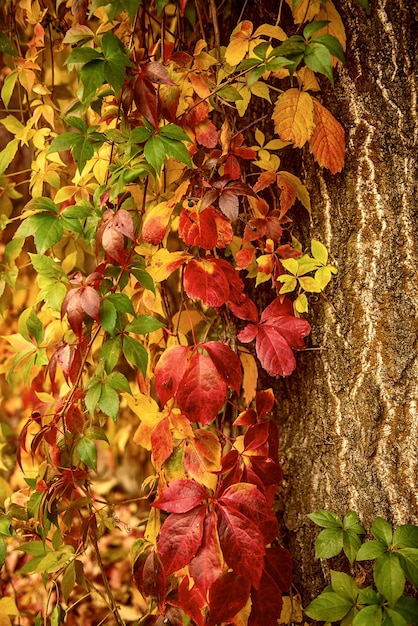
[208,0,220,59]
[90,521,126,626]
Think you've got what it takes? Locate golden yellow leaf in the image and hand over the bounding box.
[250,81,271,102]
[273,88,314,148]
[285,0,321,23]
[147,249,190,282]
[296,67,321,92]
[253,24,287,41]
[309,98,345,173]
[225,21,253,66]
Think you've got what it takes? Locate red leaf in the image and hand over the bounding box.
[101,226,126,265]
[255,389,275,418]
[249,546,292,626]
[154,345,189,406]
[217,505,265,588]
[183,258,230,307]
[134,75,160,130]
[112,209,135,240]
[61,286,100,336]
[219,190,239,221]
[176,353,227,425]
[237,323,258,343]
[207,571,251,626]
[65,404,84,434]
[214,257,245,305]
[151,417,173,466]
[243,218,267,242]
[203,341,242,394]
[195,119,219,148]
[153,479,208,514]
[79,286,101,322]
[233,408,257,427]
[179,205,218,249]
[177,577,206,626]
[253,170,276,193]
[143,61,177,86]
[213,209,234,247]
[277,172,297,213]
[157,506,206,575]
[188,511,223,597]
[236,246,255,269]
[229,295,259,322]
[142,550,167,611]
[71,0,88,24]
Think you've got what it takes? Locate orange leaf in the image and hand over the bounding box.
[309,99,345,174]
[273,89,314,148]
[184,428,221,489]
[225,21,254,66]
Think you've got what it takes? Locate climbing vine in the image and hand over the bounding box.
[0,0,347,624]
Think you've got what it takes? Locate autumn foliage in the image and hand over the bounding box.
[0,0,345,623]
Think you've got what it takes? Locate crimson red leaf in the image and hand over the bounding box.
[154,345,189,406]
[255,389,275,418]
[203,341,242,394]
[243,421,269,452]
[229,295,259,322]
[217,505,265,588]
[207,571,251,626]
[157,506,206,575]
[233,408,257,427]
[188,511,223,596]
[179,205,218,249]
[183,258,230,307]
[153,479,208,513]
[256,325,297,377]
[177,577,206,626]
[214,257,245,305]
[176,353,227,425]
[237,323,258,343]
[249,546,293,626]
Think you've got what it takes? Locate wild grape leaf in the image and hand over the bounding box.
[61,285,101,337]
[183,258,230,307]
[219,482,278,544]
[309,98,345,173]
[153,478,208,514]
[217,504,265,588]
[184,429,222,489]
[154,345,189,406]
[150,417,173,466]
[179,205,218,249]
[134,75,159,130]
[207,571,251,626]
[157,506,206,575]
[249,546,293,626]
[202,341,242,394]
[188,511,223,596]
[214,257,246,305]
[228,295,259,322]
[255,388,275,418]
[177,577,206,626]
[273,88,315,148]
[176,352,227,425]
[225,20,254,66]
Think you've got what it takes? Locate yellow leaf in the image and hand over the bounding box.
[225,21,254,66]
[250,81,271,102]
[273,89,314,148]
[239,349,258,405]
[253,24,287,41]
[309,98,345,173]
[235,83,251,117]
[147,249,190,282]
[295,67,321,92]
[0,597,19,616]
[285,0,322,23]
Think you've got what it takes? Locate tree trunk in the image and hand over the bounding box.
[273,0,418,603]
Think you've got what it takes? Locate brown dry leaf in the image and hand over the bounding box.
[285,0,322,23]
[273,89,315,148]
[309,98,345,173]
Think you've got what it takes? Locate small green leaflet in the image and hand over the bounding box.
[77,437,97,472]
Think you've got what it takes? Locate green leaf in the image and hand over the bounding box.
[35,548,74,574]
[77,437,97,471]
[356,0,370,12]
[0,138,18,176]
[393,524,418,548]
[126,314,165,334]
[374,553,405,607]
[1,71,18,108]
[66,47,103,65]
[33,214,63,254]
[303,20,330,40]
[107,293,135,315]
[357,539,387,560]
[357,586,379,605]
[61,560,76,603]
[48,132,82,154]
[85,379,101,416]
[383,607,408,626]
[130,126,152,144]
[330,570,359,602]
[99,336,123,374]
[144,136,167,174]
[304,42,334,84]
[353,605,382,626]
[315,528,344,558]
[308,510,343,529]
[305,592,353,622]
[101,32,133,93]
[372,518,393,547]
[160,124,191,142]
[79,59,106,103]
[217,86,244,102]
[343,511,365,533]
[0,32,17,56]
[130,267,155,293]
[0,536,6,569]
[84,425,109,444]
[18,540,48,556]
[394,596,418,626]
[397,547,418,586]
[160,136,193,167]
[123,335,148,376]
[343,530,362,564]
[313,34,345,64]
[71,136,95,173]
[100,299,117,333]
[0,514,12,536]
[26,309,44,345]
[98,383,120,421]
[106,372,131,394]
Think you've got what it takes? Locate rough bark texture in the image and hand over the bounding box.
[272,0,418,603]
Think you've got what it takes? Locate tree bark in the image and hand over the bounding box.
[272,0,418,603]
